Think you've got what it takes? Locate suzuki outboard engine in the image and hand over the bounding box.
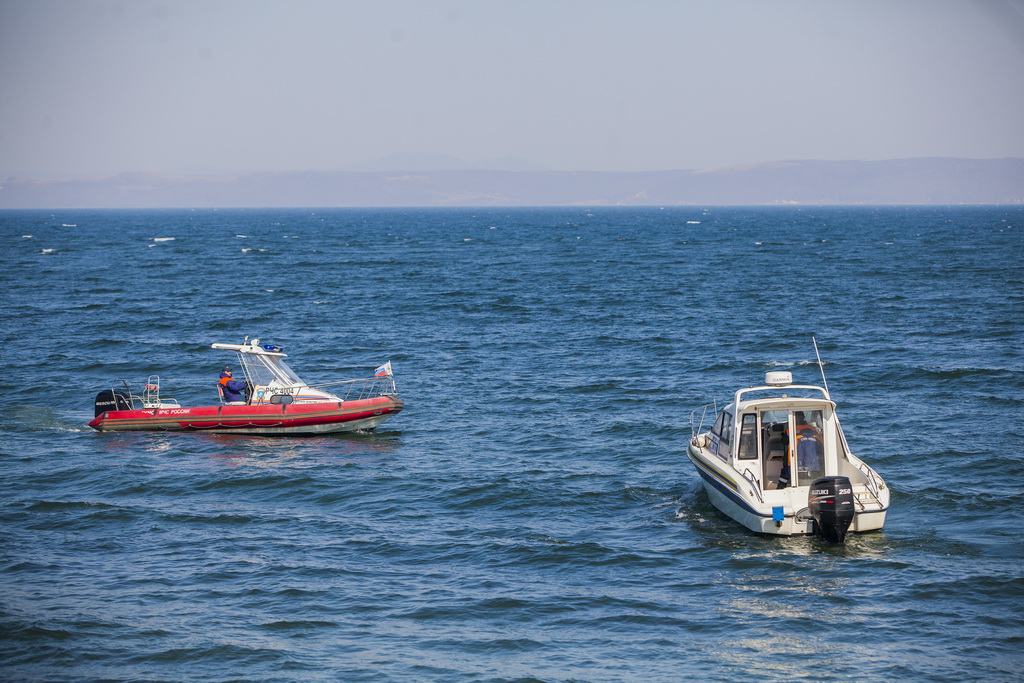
[94,389,132,417]
[808,476,855,543]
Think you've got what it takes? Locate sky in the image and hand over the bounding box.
[2,0,1023,179]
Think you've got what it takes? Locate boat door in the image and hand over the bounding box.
[734,411,764,482]
[756,410,790,490]
[790,408,826,486]
[755,408,827,489]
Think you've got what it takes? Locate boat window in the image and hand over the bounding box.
[736,413,758,460]
[242,354,304,387]
[719,411,733,457]
[711,410,726,437]
[272,357,304,384]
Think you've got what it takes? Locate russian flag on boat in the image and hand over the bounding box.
[374,361,393,377]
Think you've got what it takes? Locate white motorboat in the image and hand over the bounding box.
[687,366,889,542]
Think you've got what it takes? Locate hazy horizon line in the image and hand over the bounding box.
[7,154,1024,183]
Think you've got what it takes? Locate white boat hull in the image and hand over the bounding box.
[688,442,888,537]
[701,477,814,536]
[849,509,887,533]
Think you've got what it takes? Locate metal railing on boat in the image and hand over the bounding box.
[690,401,718,438]
[740,466,765,504]
[312,375,398,402]
[105,376,181,411]
[851,465,886,510]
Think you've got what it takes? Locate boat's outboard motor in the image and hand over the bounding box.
[94,389,132,417]
[808,476,856,543]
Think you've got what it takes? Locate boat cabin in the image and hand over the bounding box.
[703,372,844,491]
[210,338,397,405]
[212,339,335,404]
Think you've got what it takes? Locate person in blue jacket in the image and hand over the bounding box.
[218,367,248,403]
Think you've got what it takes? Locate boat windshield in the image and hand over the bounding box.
[240,353,305,387]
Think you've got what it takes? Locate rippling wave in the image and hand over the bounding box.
[1,206,1022,681]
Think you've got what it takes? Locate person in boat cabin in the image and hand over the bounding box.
[793,411,824,473]
[218,367,248,403]
[794,411,820,437]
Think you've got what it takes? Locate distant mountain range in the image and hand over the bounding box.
[1,157,1021,208]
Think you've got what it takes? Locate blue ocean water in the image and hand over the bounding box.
[1,206,1022,682]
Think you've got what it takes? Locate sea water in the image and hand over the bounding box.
[1,206,1022,681]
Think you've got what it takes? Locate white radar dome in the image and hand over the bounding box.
[765,371,793,386]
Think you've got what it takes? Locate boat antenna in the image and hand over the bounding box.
[812,335,831,396]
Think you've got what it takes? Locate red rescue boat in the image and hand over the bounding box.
[88,337,403,435]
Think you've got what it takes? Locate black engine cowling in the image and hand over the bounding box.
[808,476,855,543]
[94,389,132,417]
